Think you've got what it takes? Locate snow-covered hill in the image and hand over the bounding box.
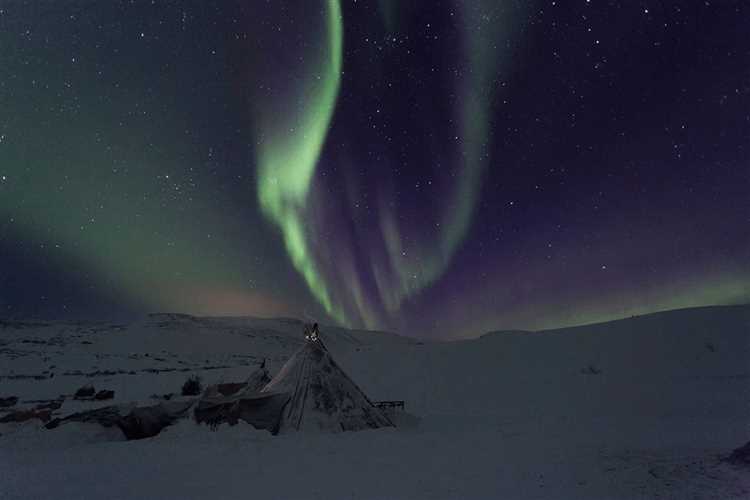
[1,305,748,499]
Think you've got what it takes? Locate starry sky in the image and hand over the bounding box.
[1,1,748,339]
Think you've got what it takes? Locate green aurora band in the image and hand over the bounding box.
[254,1,521,328]
[254,0,347,325]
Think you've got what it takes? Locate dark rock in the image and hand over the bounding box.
[725,441,750,465]
[580,364,602,375]
[74,384,96,399]
[181,375,202,396]
[0,396,18,408]
[94,390,115,401]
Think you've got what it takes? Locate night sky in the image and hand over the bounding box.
[1,1,748,339]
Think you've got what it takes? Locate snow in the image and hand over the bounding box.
[1,305,749,499]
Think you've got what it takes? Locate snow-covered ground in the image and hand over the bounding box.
[1,306,748,499]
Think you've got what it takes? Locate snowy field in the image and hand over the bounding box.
[1,306,749,499]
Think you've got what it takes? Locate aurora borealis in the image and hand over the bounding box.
[255,0,343,324]
[1,1,748,339]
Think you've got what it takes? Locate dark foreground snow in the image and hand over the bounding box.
[1,306,749,499]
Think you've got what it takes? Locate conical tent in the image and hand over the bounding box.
[194,336,393,434]
[262,337,393,433]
